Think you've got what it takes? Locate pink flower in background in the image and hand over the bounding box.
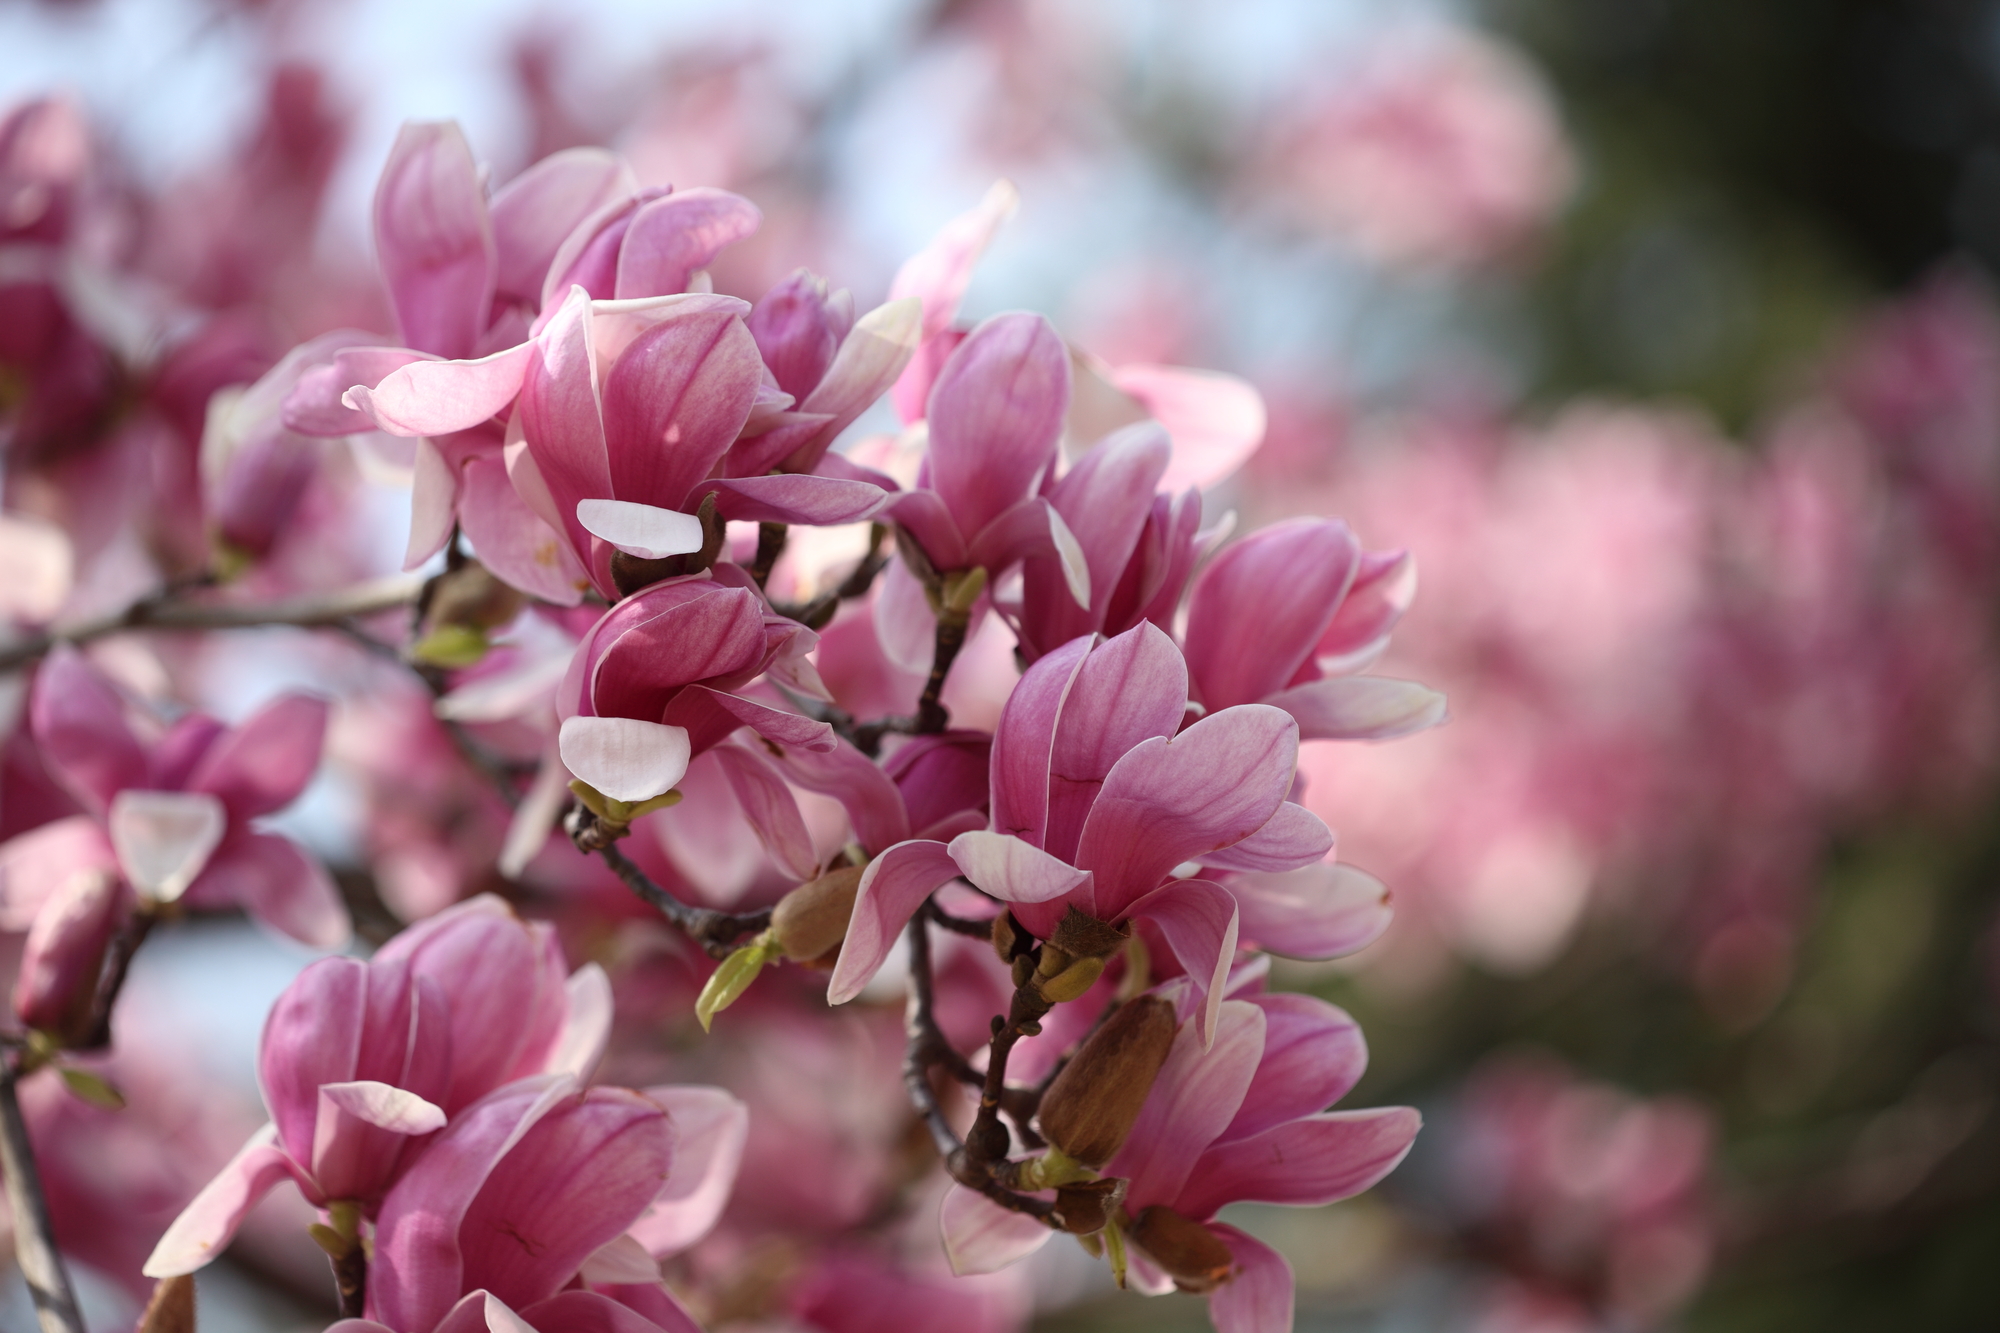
[1251,23,1574,269]
[0,646,347,949]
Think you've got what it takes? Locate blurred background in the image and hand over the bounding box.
[4,0,2000,1330]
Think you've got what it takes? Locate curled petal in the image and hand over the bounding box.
[548,964,614,1084]
[659,686,835,758]
[320,1080,448,1134]
[614,188,762,300]
[1176,1107,1421,1219]
[1196,801,1333,875]
[939,1184,1054,1276]
[1228,861,1392,962]
[343,343,534,438]
[628,1085,749,1258]
[489,147,635,306]
[946,831,1091,909]
[988,635,1091,850]
[828,840,959,1005]
[143,1125,299,1276]
[1224,994,1368,1142]
[1316,549,1416,674]
[31,646,145,817]
[559,717,692,803]
[1110,364,1267,493]
[782,297,923,472]
[1262,677,1447,741]
[1205,1225,1295,1333]
[1120,879,1239,1047]
[1185,519,1360,709]
[927,313,1070,540]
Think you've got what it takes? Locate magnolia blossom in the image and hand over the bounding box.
[941,983,1420,1333]
[832,624,1354,1037]
[0,646,346,949]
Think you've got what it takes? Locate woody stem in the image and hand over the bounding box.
[0,1057,85,1333]
[579,819,772,959]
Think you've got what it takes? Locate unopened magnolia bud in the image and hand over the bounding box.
[1128,1206,1235,1292]
[1034,953,1106,1003]
[13,868,122,1046]
[1036,996,1176,1167]
[423,562,526,634]
[1049,906,1130,960]
[136,1274,195,1333]
[770,866,863,964]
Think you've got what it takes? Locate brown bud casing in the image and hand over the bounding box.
[770,867,863,963]
[1036,996,1176,1167]
[1053,1178,1121,1234]
[1049,906,1130,960]
[1129,1206,1235,1292]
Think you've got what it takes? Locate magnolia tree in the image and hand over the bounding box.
[0,116,1446,1333]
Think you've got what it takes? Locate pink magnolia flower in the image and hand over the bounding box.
[554,575,836,837]
[328,1072,734,1333]
[0,646,347,949]
[10,859,123,1044]
[941,986,1420,1333]
[509,285,888,601]
[830,623,1338,1038]
[144,894,613,1275]
[1183,517,1445,742]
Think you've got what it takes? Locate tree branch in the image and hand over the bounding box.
[570,813,772,959]
[772,523,891,630]
[0,573,427,673]
[0,1058,84,1333]
[749,522,788,590]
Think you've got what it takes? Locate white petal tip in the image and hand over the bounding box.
[576,498,705,561]
[558,716,692,803]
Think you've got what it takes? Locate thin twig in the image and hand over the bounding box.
[0,1059,84,1333]
[772,522,891,629]
[81,908,156,1051]
[0,573,426,673]
[915,612,969,734]
[931,906,998,939]
[575,818,772,959]
[749,522,788,590]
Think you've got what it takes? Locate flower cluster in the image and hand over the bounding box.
[0,114,1441,1333]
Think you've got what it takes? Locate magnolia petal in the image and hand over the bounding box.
[927,313,1071,540]
[320,1080,448,1134]
[987,635,1091,851]
[406,438,462,570]
[614,188,763,300]
[873,555,939,677]
[964,496,1084,603]
[709,742,818,880]
[1184,519,1360,709]
[1221,994,1368,1143]
[499,742,572,879]
[1074,705,1300,920]
[1197,801,1333,875]
[0,816,117,931]
[142,1125,297,1276]
[1121,879,1239,1047]
[828,840,959,1005]
[628,1085,748,1258]
[187,693,328,821]
[705,474,888,526]
[521,1290,696,1333]
[1228,861,1392,962]
[282,346,432,437]
[768,738,911,854]
[204,832,353,949]
[1316,549,1416,675]
[1103,1000,1264,1213]
[658,686,835,758]
[940,1184,1054,1276]
[1021,422,1170,653]
[1038,623,1188,867]
[547,963,614,1083]
[576,499,705,561]
[343,343,533,438]
[489,147,635,306]
[947,831,1091,907]
[558,717,692,804]
[1206,1225,1295,1333]
[374,121,496,361]
[30,646,147,817]
[1263,677,1447,741]
[782,296,923,471]
[1176,1107,1422,1220]
[1111,364,1266,493]
[579,1233,661,1286]
[600,300,765,509]
[460,455,590,605]
[108,790,226,903]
